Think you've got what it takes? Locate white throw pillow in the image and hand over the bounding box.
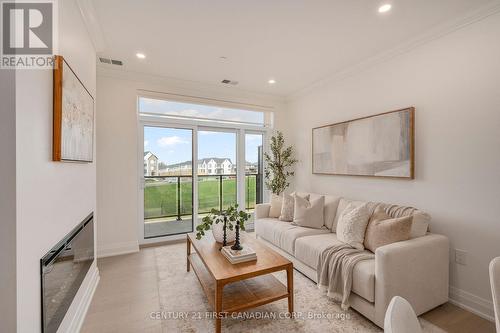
[293,195,325,229]
[279,193,309,222]
[269,194,282,218]
[336,203,371,250]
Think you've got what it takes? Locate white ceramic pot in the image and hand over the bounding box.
[212,221,236,244]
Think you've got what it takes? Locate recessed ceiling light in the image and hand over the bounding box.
[378,4,392,13]
[136,53,146,59]
[268,79,276,84]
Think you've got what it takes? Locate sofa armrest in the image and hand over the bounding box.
[373,234,449,327]
[255,203,271,219]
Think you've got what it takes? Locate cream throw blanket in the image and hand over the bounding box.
[317,243,375,310]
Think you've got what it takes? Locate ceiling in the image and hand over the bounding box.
[91,0,495,96]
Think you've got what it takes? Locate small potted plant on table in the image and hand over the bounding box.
[196,204,250,250]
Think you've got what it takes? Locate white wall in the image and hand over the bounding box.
[284,12,500,320]
[0,68,16,333]
[97,70,284,255]
[15,0,97,332]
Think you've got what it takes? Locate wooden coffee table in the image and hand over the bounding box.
[186,233,294,333]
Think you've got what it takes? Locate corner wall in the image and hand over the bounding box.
[0,68,16,333]
[15,0,97,331]
[283,11,500,320]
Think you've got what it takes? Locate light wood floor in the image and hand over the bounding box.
[81,244,496,333]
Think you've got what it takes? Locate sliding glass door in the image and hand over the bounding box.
[140,125,266,243]
[143,126,194,238]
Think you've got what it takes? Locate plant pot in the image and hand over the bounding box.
[212,222,236,244]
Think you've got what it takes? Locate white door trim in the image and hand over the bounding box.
[138,121,197,245]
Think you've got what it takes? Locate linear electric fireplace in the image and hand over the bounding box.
[40,213,94,333]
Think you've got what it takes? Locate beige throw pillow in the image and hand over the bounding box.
[364,207,412,252]
[336,203,371,250]
[279,193,309,222]
[375,203,430,238]
[269,194,282,218]
[293,195,325,229]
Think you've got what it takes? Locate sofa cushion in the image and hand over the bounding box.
[279,193,310,222]
[255,218,329,254]
[295,233,344,268]
[293,195,325,229]
[294,192,341,230]
[255,218,296,248]
[279,193,296,222]
[364,206,412,252]
[332,198,369,232]
[352,259,375,303]
[374,203,431,238]
[280,226,330,255]
[336,203,371,250]
[295,233,375,302]
[269,194,282,218]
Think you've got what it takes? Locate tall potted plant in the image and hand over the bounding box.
[264,131,298,195]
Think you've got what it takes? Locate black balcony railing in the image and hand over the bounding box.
[144,174,262,221]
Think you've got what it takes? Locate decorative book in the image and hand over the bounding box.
[221,245,257,264]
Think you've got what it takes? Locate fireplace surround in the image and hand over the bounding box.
[40,213,94,333]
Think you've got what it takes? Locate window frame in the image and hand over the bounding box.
[138,90,273,129]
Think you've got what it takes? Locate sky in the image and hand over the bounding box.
[144,127,263,165]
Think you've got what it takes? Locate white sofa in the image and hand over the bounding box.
[254,192,449,328]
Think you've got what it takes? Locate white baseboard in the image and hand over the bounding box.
[58,261,100,333]
[449,286,495,322]
[97,240,139,258]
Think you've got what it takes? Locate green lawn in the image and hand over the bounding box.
[144,176,257,219]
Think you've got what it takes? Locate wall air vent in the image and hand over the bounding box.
[221,79,238,85]
[99,57,123,66]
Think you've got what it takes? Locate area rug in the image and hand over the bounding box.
[155,242,445,333]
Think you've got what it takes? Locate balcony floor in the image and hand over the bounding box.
[144,218,193,238]
[144,209,255,239]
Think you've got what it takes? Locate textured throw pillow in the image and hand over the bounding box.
[332,198,368,233]
[269,194,282,218]
[336,203,371,250]
[279,193,309,222]
[293,195,325,229]
[375,203,430,238]
[364,206,413,252]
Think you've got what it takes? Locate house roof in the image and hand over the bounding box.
[199,157,232,165]
[165,157,233,169]
[144,151,158,160]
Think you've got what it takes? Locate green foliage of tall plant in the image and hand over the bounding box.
[264,131,298,195]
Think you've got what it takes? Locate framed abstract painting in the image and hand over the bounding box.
[53,55,94,163]
[312,107,414,179]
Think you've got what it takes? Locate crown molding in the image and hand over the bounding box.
[76,0,106,53]
[287,1,500,102]
[98,66,286,107]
